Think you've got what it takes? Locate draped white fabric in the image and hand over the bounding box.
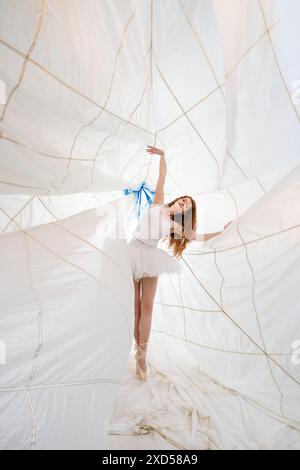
[0,0,299,450]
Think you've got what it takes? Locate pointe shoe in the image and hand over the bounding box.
[134,341,148,382]
[134,341,140,375]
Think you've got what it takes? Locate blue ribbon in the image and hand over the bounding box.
[123,181,155,220]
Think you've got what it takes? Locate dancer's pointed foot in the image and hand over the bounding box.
[134,341,148,382]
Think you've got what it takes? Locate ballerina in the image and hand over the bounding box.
[128,145,232,381]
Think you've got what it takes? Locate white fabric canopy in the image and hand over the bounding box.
[0,0,299,450]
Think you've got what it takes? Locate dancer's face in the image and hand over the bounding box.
[171,197,192,215]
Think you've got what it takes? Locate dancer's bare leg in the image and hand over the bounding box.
[133,276,158,377]
[133,279,141,343]
[138,276,159,344]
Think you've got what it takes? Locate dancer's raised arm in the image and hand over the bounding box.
[190,220,233,242]
[146,145,166,205]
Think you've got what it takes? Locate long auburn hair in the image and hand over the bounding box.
[163,195,197,259]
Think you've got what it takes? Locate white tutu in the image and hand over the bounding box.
[128,244,183,281]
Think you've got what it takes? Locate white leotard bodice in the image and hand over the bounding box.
[129,204,171,248]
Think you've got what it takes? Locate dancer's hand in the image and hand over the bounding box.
[224,220,233,230]
[146,145,165,156]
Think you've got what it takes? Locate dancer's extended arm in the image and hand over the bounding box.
[191,221,233,242]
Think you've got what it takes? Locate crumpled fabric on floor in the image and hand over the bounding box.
[107,347,300,450]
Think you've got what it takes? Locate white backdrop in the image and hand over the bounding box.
[0,0,299,450]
